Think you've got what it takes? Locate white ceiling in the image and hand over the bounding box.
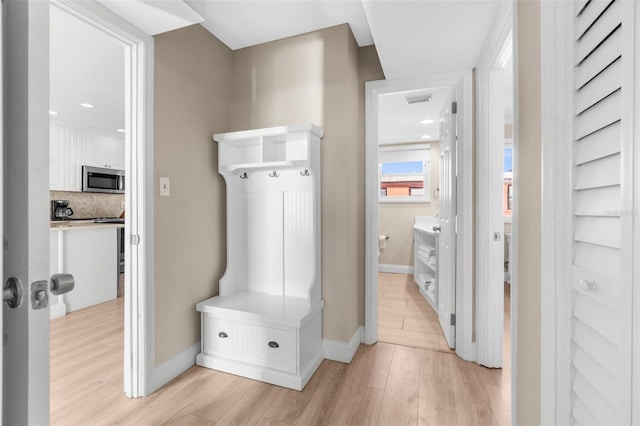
[378,87,451,145]
[185,0,374,49]
[50,0,504,138]
[362,0,502,79]
[97,0,204,35]
[50,5,125,133]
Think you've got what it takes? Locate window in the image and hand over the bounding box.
[379,144,430,203]
[504,145,513,216]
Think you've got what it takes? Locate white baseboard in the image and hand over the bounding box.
[323,326,363,364]
[378,264,414,274]
[50,302,66,320]
[196,348,324,391]
[150,341,200,394]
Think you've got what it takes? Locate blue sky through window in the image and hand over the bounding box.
[381,161,423,175]
[504,147,513,172]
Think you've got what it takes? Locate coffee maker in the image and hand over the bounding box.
[51,200,74,220]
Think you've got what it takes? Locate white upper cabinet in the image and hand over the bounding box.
[50,124,82,192]
[83,131,125,170]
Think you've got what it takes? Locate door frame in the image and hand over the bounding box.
[0,2,4,421]
[474,1,512,368]
[51,0,155,398]
[364,71,474,359]
[539,2,573,423]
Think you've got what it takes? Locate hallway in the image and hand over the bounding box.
[51,292,511,425]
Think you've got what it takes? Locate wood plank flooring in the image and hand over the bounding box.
[50,278,511,425]
[377,273,453,353]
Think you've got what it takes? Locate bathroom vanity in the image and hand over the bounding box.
[413,218,440,311]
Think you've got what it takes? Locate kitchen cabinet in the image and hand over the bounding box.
[196,123,324,391]
[49,224,119,319]
[83,131,125,170]
[50,124,82,192]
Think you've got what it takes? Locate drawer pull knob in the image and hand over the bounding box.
[578,280,597,292]
[268,341,279,348]
[218,331,228,338]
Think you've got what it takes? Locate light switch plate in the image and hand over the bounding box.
[159,177,170,196]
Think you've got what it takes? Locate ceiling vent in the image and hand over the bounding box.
[405,94,432,104]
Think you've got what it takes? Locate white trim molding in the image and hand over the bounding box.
[150,342,200,393]
[378,264,414,274]
[633,5,640,424]
[539,1,584,424]
[323,326,363,364]
[474,0,513,369]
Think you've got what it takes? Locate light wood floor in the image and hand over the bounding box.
[378,272,454,353]
[51,284,511,425]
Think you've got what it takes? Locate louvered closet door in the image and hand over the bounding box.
[570,0,634,424]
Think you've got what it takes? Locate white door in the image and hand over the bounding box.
[556,0,636,423]
[3,1,51,424]
[569,0,634,423]
[438,92,457,349]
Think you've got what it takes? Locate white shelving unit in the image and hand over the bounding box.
[414,219,440,311]
[196,123,324,391]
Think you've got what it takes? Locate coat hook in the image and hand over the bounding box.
[269,171,280,178]
[300,169,310,177]
[239,172,248,179]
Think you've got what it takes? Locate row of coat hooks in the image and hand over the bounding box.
[239,169,311,179]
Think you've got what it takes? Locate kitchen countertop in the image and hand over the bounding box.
[50,220,124,230]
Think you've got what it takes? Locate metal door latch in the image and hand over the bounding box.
[493,232,502,242]
[31,280,49,310]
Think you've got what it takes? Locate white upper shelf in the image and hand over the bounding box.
[214,123,322,171]
[214,123,323,143]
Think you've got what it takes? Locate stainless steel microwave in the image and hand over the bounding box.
[82,166,125,194]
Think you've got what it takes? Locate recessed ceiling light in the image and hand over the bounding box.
[117,129,126,133]
[420,119,434,124]
[421,134,432,139]
[80,103,95,108]
[49,110,59,116]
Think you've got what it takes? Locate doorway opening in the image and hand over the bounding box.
[47,0,154,401]
[48,3,128,417]
[365,71,474,360]
[375,86,453,352]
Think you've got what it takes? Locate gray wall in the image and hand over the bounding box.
[516,0,541,422]
[153,25,232,365]
[153,24,385,363]
[231,24,366,343]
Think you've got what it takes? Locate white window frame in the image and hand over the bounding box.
[378,143,431,203]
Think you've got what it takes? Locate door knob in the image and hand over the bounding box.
[50,273,75,295]
[3,277,23,308]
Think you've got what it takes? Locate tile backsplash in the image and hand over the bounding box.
[50,191,124,219]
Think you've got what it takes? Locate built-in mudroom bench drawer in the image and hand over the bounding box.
[196,291,323,389]
[202,317,297,374]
